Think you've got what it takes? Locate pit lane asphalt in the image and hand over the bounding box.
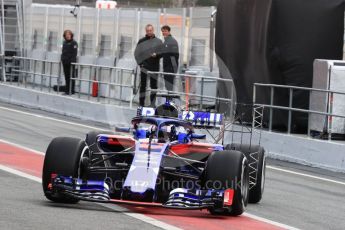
[0,170,161,230]
[1,102,345,230]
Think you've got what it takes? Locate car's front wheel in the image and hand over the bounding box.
[202,150,249,216]
[42,137,88,203]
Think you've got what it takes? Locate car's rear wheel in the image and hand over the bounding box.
[226,144,266,203]
[202,150,249,216]
[42,137,88,203]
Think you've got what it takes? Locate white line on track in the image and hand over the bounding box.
[1,105,343,229]
[0,140,302,230]
[243,213,300,230]
[0,105,110,131]
[0,162,297,230]
[0,138,45,156]
[267,166,345,186]
[0,165,42,183]
[0,164,181,230]
[98,203,182,230]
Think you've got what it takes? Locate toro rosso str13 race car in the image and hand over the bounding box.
[42,99,266,216]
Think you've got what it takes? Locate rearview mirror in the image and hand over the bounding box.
[115,127,131,133]
[191,133,206,140]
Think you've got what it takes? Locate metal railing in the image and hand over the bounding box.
[253,83,345,139]
[1,56,236,114]
[70,62,136,107]
[10,56,62,92]
[1,56,137,107]
[147,71,235,119]
[0,54,4,81]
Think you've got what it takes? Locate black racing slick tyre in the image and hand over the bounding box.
[226,144,266,204]
[203,150,249,216]
[42,137,88,203]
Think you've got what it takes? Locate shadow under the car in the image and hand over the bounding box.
[41,200,121,213]
[41,199,241,219]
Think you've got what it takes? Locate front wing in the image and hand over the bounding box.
[48,175,228,210]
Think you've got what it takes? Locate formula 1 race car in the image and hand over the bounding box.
[42,96,266,216]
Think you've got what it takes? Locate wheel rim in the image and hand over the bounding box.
[78,145,90,179]
[261,155,266,193]
[241,158,249,204]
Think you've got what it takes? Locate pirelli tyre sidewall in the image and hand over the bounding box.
[42,137,88,203]
[202,150,249,216]
[226,144,266,203]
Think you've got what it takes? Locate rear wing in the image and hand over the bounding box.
[137,107,224,129]
[179,111,223,129]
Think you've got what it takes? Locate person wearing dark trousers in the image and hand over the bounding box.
[161,25,179,92]
[61,30,78,95]
[134,24,163,107]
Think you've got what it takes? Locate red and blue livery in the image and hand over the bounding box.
[42,100,266,216]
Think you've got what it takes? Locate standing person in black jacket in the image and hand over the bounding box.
[161,25,179,92]
[61,30,78,95]
[134,24,163,107]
